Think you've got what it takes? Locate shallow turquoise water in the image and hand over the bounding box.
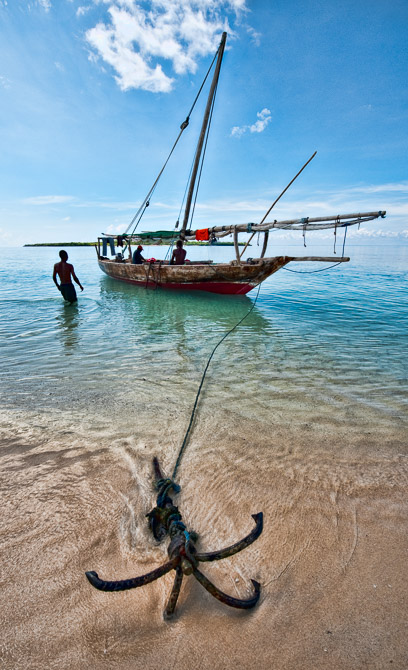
[0,242,407,427]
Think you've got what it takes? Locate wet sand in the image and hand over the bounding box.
[1,400,407,670]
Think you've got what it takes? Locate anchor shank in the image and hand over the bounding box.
[164,566,184,619]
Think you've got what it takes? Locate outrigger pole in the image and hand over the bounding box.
[180,31,227,241]
[201,211,387,238]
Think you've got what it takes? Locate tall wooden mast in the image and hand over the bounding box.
[180,31,227,240]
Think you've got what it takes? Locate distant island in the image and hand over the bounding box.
[24,240,248,247]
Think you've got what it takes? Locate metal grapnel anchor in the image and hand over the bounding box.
[85,457,263,619]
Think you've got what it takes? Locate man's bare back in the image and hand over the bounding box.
[53,250,83,303]
[53,260,76,284]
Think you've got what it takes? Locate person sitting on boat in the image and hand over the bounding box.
[132,245,145,264]
[53,250,83,304]
[170,240,187,265]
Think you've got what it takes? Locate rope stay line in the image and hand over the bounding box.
[180,32,227,239]
[282,262,343,274]
[123,46,220,237]
[187,76,219,231]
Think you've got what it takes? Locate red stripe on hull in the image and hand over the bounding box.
[164,281,255,295]
[102,273,254,295]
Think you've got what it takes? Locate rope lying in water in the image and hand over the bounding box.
[172,283,262,481]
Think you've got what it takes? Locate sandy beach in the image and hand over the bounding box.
[1,392,407,670]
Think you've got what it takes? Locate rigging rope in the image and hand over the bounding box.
[124,49,219,237]
[164,61,219,258]
[282,262,343,274]
[163,129,202,260]
[282,225,348,274]
[188,78,219,230]
[172,283,262,481]
[128,201,150,240]
[176,159,196,229]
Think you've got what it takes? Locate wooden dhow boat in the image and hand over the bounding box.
[96,32,386,296]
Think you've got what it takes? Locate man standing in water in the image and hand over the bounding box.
[53,250,84,304]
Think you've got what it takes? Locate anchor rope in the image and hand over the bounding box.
[172,282,262,481]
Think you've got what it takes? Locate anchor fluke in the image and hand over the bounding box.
[85,558,178,592]
[192,568,261,609]
[195,512,263,563]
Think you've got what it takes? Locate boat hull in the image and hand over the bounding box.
[98,257,290,295]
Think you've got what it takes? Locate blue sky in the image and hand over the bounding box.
[0,0,407,245]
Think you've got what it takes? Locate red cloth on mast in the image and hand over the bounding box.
[195,228,210,241]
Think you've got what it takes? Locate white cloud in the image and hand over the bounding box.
[348,228,408,238]
[14,181,406,242]
[105,222,128,233]
[261,227,408,241]
[76,5,91,17]
[0,75,11,89]
[38,0,51,11]
[230,125,245,138]
[85,0,247,93]
[231,108,271,137]
[249,108,271,132]
[335,182,408,195]
[246,25,261,47]
[23,195,75,205]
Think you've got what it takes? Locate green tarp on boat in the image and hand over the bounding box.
[137,231,176,239]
